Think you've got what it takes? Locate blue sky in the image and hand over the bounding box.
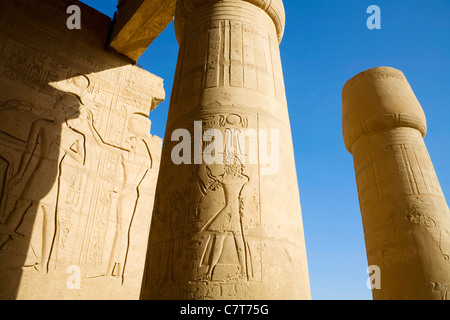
[81,0,450,300]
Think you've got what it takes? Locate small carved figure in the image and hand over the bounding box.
[87,111,152,282]
[197,164,250,280]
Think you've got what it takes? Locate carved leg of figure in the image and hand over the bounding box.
[41,204,56,274]
[114,263,123,278]
[161,242,175,286]
[107,257,118,277]
[207,233,227,279]
[106,195,120,277]
[0,198,31,248]
[0,234,9,250]
[233,233,247,280]
[107,229,121,277]
[117,194,136,279]
[107,192,136,280]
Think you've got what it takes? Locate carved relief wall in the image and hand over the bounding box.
[0,0,164,300]
[141,0,311,300]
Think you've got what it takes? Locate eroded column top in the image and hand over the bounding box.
[342,67,427,154]
[175,0,286,43]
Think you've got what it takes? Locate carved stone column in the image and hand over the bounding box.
[342,67,450,300]
[0,0,165,300]
[140,0,311,300]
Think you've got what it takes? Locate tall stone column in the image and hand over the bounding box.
[342,67,450,300]
[140,0,311,300]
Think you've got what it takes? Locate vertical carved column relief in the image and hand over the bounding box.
[343,67,450,300]
[141,0,310,300]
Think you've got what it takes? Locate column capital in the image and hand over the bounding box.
[342,67,427,154]
[175,0,285,43]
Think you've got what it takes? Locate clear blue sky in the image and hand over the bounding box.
[82,0,450,300]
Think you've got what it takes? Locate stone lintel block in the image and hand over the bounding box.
[109,0,177,62]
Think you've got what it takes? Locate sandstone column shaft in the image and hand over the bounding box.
[342,67,450,300]
[140,0,311,300]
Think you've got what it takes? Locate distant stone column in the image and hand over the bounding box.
[140,0,311,300]
[342,67,450,300]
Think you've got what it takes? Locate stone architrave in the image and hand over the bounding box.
[140,0,311,300]
[342,67,450,300]
[109,0,177,62]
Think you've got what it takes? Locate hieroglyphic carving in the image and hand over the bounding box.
[172,16,284,108]
[2,41,70,98]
